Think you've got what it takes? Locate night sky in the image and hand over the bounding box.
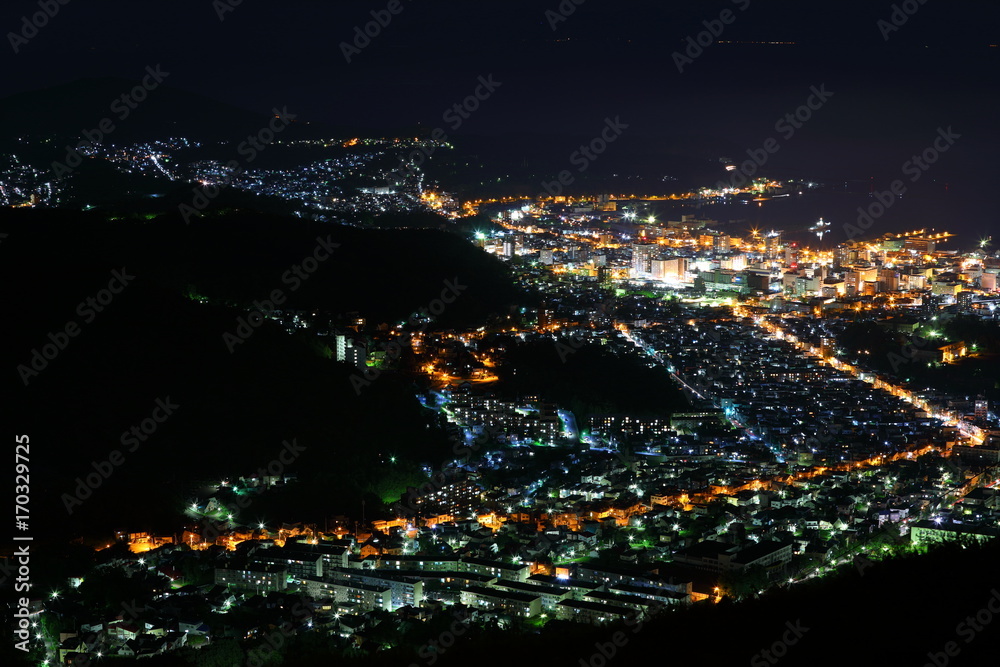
[3,0,999,234]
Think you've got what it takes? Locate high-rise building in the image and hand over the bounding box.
[651,257,688,283]
[335,334,350,361]
[336,335,366,368]
[834,244,851,267]
[631,244,657,278]
[879,268,900,292]
[745,270,772,293]
[845,271,861,296]
[538,302,553,328]
[765,232,782,259]
[651,259,669,282]
[958,291,975,312]
[597,266,613,286]
[820,337,836,357]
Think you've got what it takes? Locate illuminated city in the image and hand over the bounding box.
[3,2,1000,666]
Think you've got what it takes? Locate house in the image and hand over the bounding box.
[178,619,211,636]
[108,622,141,641]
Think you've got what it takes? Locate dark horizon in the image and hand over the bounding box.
[4,1,998,239]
